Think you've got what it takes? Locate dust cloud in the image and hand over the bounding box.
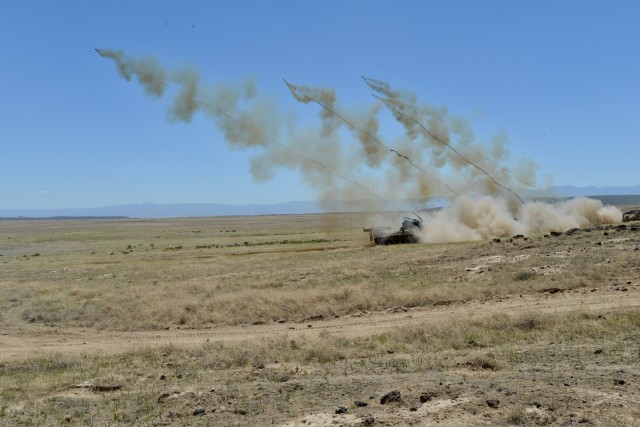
[98,49,622,241]
[420,196,622,243]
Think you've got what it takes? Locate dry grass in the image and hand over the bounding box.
[2,214,636,330]
[1,308,638,425]
[1,214,640,425]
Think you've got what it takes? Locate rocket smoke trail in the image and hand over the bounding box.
[96,49,622,241]
[447,129,540,192]
[283,79,460,198]
[372,93,525,204]
[95,48,422,219]
[363,77,525,204]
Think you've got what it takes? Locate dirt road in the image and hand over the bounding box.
[3,283,638,362]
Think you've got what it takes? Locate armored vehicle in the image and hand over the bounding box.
[364,217,422,245]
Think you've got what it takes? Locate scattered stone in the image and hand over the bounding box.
[380,390,402,404]
[614,379,625,385]
[354,400,368,407]
[594,349,603,354]
[277,318,288,324]
[387,306,409,313]
[410,404,419,411]
[362,415,375,426]
[486,399,500,408]
[565,228,580,236]
[90,384,122,392]
[550,231,562,237]
[539,287,564,294]
[335,405,348,414]
[159,374,166,380]
[492,238,501,243]
[420,391,437,403]
[192,408,206,416]
[64,415,72,423]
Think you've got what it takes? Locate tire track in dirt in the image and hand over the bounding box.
[1,285,638,362]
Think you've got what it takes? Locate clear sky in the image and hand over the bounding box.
[2,0,638,209]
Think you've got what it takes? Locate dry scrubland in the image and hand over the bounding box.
[1,211,639,426]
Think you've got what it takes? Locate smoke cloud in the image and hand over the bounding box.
[98,49,622,241]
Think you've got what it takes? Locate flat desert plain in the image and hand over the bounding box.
[1,211,639,426]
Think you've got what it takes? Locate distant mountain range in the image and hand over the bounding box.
[1,185,639,219]
[0,201,326,219]
[549,185,640,197]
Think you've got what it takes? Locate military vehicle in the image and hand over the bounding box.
[364,217,422,245]
[623,209,640,222]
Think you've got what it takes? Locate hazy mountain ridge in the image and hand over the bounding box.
[2,186,639,218]
[0,201,325,219]
[550,185,640,197]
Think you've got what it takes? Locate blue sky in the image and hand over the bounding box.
[1,0,638,209]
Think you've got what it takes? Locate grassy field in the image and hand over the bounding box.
[1,213,639,425]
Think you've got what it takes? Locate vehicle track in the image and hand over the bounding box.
[2,284,638,361]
